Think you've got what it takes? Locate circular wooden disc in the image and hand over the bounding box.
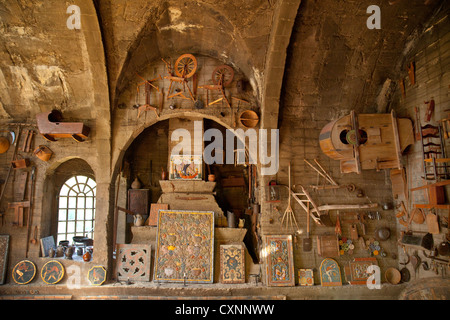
[175,54,197,78]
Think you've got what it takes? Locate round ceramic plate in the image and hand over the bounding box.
[12,260,36,285]
[41,260,65,285]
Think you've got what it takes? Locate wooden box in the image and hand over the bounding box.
[317,235,340,257]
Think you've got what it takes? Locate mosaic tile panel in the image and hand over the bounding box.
[319,258,342,287]
[220,244,245,284]
[115,244,151,282]
[154,210,214,283]
[264,235,295,287]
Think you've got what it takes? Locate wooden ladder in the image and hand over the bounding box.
[291,185,325,226]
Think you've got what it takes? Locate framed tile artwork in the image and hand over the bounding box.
[0,235,9,285]
[319,258,342,287]
[220,244,245,284]
[154,210,214,283]
[264,235,295,287]
[298,268,314,286]
[169,155,203,180]
[345,257,378,285]
[115,244,152,282]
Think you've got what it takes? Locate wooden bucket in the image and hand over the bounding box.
[11,155,30,169]
[33,145,53,162]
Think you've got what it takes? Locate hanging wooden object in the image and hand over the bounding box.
[36,110,90,142]
[319,111,414,174]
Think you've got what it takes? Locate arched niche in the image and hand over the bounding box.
[112,115,260,262]
[41,158,95,252]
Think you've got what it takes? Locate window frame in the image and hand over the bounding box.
[56,175,96,245]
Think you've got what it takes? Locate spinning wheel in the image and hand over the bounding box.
[212,65,234,87]
[175,54,198,78]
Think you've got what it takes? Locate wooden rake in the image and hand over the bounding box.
[281,163,300,231]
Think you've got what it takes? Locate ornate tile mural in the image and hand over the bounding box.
[154,210,214,283]
[319,258,342,287]
[264,235,295,287]
[220,244,245,284]
[115,244,152,282]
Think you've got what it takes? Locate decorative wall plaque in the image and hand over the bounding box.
[319,258,342,287]
[220,244,245,284]
[12,260,36,285]
[169,155,203,180]
[264,235,295,287]
[115,244,151,282]
[88,266,107,286]
[0,235,9,284]
[41,260,65,285]
[345,257,378,285]
[298,268,314,286]
[154,210,214,283]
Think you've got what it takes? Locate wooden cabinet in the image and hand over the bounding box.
[127,189,150,218]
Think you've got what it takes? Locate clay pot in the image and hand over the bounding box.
[83,251,91,262]
[238,219,245,228]
[56,246,65,257]
[48,247,55,258]
[65,246,74,260]
[134,214,145,227]
[131,177,141,189]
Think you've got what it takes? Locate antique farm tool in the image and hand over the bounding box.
[25,166,36,257]
[199,65,234,108]
[291,186,327,226]
[9,201,30,227]
[135,73,162,118]
[303,202,312,252]
[162,54,197,102]
[281,163,300,231]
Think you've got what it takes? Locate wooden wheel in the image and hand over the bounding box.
[212,65,234,87]
[174,54,197,78]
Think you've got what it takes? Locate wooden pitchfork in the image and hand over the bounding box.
[281,163,299,231]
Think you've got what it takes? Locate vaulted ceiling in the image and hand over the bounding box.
[0,0,446,126]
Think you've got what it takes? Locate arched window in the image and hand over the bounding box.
[57,175,96,244]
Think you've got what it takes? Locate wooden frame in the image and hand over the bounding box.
[264,235,295,287]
